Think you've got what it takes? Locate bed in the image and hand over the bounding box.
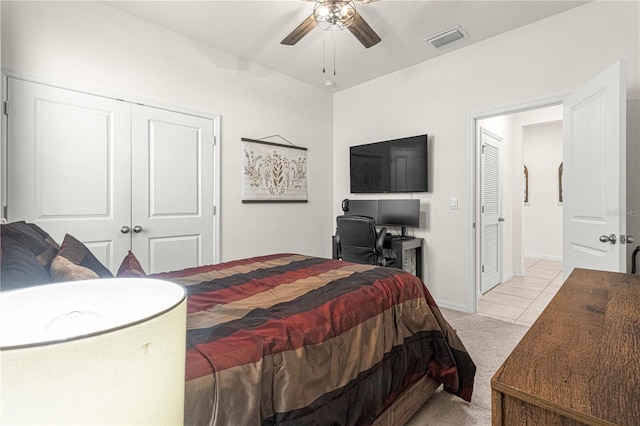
[1,222,475,425]
[150,253,476,425]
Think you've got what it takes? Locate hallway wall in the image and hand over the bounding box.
[523,122,563,259]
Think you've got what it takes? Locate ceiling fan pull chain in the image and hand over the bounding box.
[322,39,326,74]
[334,41,337,76]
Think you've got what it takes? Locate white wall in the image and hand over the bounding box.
[333,1,640,312]
[523,122,563,259]
[1,1,334,262]
[627,99,640,273]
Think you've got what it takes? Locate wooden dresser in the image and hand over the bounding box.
[491,268,640,425]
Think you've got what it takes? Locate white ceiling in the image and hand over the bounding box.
[103,0,589,92]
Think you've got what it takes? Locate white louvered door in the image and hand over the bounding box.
[480,127,503,294]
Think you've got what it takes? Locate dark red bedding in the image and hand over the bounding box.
[151,253,475,425]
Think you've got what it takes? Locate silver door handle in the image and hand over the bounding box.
[120,226,130,234]
[627,235,635,244]
[599,234,617,244]
[498,217,505,222]
[133,225,143,233]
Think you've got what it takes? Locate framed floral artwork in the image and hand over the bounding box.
[242,138,308,203]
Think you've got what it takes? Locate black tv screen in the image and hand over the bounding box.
[350,134,428,193]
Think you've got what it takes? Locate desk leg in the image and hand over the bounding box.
[415,246,423,280]
[391,241,404,273]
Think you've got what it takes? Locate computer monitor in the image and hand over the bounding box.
[342,199,420,238]
[344,199,378,219]
[378,199,420,237]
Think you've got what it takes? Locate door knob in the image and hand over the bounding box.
[599,234,617,244]
[120,226,130,234]
[627,235,635,244]
[133,225,143,233]
[498,217,505,222]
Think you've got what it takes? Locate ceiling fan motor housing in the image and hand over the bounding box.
[314,0,357,30]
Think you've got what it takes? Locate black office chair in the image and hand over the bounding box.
[335,215,396,267]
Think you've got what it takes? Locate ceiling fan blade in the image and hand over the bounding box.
[347,12,381,48]
[281,14,317,45]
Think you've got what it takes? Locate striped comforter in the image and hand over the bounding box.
[151,254,475,425]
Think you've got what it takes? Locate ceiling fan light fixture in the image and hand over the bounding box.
[314,0,357,31]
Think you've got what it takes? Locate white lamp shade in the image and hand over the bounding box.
[0,278,187,425]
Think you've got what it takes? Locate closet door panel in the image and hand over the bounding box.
[149,121,199,216]
[7,78,132,272]
[131,105,214,274]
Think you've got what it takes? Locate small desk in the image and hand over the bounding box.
[491,268,640,425]
[331,235,424,280]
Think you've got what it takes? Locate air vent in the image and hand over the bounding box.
[426,25,467,48]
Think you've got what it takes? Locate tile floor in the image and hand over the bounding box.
[477,258,564,326]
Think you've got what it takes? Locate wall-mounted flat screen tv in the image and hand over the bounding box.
[350,134,428,193]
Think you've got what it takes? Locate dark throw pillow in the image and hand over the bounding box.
[50,234,113,280]
[116,251,147,278]
[0,221,60,267]
[0,236,52,291]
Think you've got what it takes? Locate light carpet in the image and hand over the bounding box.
[406,309,530,425]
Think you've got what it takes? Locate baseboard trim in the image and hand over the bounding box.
[434,299,472,314]
[524,254,563,261]
[502,271,514,282]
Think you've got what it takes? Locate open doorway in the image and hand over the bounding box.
[467,61,631,321]
[474,104,565,325]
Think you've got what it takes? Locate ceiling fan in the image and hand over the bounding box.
[281,0,381,49]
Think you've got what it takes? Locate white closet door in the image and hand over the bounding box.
[6,78,132,272]
[131,105,214,274]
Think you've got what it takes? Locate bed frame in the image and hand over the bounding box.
[373,374,441,426]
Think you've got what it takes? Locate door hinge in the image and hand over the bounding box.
[482,205,485,213]
[3,101,8,116]
[3,205,7,219]
[481,145,485,154]
[482,265,485,273]
[213,206,216,215]
[213,135,217,146]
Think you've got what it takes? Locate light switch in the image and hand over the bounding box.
[450,197,458,210]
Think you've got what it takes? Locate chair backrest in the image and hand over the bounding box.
[336,215,383,265]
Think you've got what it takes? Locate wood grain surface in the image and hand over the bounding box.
[491,268,640,426]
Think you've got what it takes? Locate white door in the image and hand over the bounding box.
[480,127,503,293]
[563,60,627,279]
[6,78,132,271]
[131,105,214,274]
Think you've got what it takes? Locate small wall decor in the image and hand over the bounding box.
[557,162,563,204]
[242,137,308,203]
[523,164,529,204]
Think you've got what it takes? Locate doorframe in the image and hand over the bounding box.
[1,70,222,264]
[466,94,566,314]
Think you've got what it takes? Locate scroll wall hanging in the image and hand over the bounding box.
[242,137,308,203]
